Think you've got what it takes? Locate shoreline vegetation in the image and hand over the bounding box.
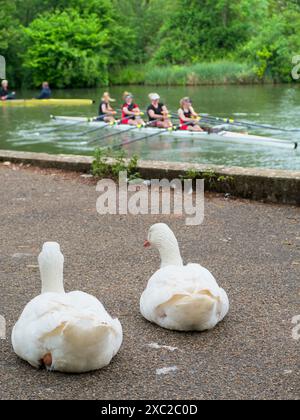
[1,1,300,89]
[110,61,263,86]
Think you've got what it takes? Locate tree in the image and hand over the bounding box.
[0,0,23,85]
[242,0,300,81]
[112,0,176,63]
[22,9,110,87]
[152,0,268,65]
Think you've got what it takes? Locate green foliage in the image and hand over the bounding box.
[0,0,23,85]
[22,9,110,87]
[152,0,268,65]
[92,148,140,180]
[179,169,201,180]
[1,0,300,86]
[201,169,234,190]
[179,168,234,192]
[110,65,147,85]
[112,0,175,63]
[144,61,257,85]
[241,1,300,82]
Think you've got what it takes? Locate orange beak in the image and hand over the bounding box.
[144,240,151,248]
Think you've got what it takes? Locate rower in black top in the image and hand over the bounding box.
[147,93,172,128]
[97,92,117,122]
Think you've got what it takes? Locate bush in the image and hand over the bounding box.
[22,9,110,88]
[241,4,300,82]
[92,148,140,181]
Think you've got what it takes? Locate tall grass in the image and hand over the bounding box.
[145,61,258,85]
[109,61,260,86]
[110,65,146,85]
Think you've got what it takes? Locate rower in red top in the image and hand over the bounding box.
[178,97,203,132]
[147,93,172,128]
[121,92,144,126]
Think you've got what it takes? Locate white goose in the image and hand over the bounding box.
[12,242,122,373]
[140,223,229,331]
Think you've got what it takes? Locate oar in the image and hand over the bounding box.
[76,119,120,137]
[87,119,159,146]
[78,110,145,138]
[196,113,300,133]
[50,115,92,132]
[111,125,178,150]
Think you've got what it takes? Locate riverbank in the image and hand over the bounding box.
[0,162,299,400]
[0,150,299,205]
[110,61,263,86]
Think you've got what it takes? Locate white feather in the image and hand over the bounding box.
[12,242,122,373]
[140,224,229,331]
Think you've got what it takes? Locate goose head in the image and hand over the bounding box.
[38,242,65,294]
[144,223,183,268]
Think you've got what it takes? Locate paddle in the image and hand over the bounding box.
[196,113,300,133]
[50,115,92,132]
[111,124,178,150]
[87,118,158,146]
[76,119,120,137]
[79,109,145,138]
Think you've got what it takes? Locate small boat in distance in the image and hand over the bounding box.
[0,99,95,107]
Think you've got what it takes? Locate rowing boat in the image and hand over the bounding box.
[0,99,95,107]
[51,116,298,150]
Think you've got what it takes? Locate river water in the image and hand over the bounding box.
[0,85,300,170]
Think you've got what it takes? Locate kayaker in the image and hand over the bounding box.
[121,92,144,126]
[98,92,117,122]
[147,93,172,128]
[0,80,16,100]
[36,82,51,99]
[178,97,203,132]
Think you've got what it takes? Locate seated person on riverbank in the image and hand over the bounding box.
[36,82,51,99]
[0,80,16,100]
[147,93,172,128]
[97,92,117,122]
[121,92,145,126]
[178,97,203,132]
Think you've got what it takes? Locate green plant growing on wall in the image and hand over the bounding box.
[179,169,201,180]
[180,168,234,191]
[92,148,140,181]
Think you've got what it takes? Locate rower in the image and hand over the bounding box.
[0,80,16,100]
[97,92,117,122]
[36,82,51,99]
[147,93,172,128]
[121,92,144,126]
[178,97,203,132]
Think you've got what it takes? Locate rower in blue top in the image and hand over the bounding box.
[36,82,51,99]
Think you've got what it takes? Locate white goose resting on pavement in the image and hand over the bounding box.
[140,223,229,331]
[12,242,122,373]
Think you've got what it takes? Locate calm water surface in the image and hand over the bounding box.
[0,85,300,170]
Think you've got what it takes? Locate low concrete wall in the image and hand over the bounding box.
[0,150,299,205]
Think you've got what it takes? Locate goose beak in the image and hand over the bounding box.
[144,240,151,248]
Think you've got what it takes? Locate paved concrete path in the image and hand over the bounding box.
[0,163,299,400]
